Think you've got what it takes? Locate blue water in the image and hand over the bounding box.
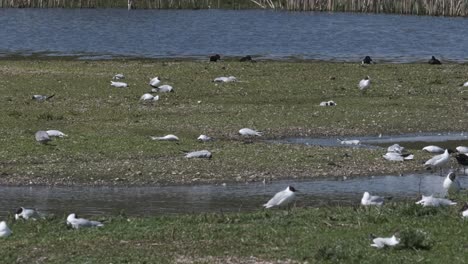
[1,9,467,62]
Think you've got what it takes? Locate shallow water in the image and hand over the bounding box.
[1,172,466,218]
[272,132,468,149]
[1,9,468,62]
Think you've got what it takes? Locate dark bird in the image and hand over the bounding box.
[362,56,374,64]
[455,153,468,174]
[240,55,253,62]
[209,54,221,62]
[428,56,441,65]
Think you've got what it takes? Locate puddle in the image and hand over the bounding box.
[272,132,468,150]
[1,172,466,218]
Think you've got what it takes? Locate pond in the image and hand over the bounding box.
[1,9,467,62]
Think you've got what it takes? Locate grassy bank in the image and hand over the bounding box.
[1,203,468,263]
[2,0,468,17]
[0,59,467,186]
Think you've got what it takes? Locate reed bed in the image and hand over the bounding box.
[1,0,467,16]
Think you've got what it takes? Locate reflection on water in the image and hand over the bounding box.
[0,9,468,62]
[0,173,466,218]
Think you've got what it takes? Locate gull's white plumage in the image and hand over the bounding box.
[0,221,12,238]
[422,145,444,153]
[263,186,297,209]
[110,81,128,88]
[424,149,451,170]
[443,172,461,195]
[338,139,360,145]
[66,213,103,229]
[140,93,159,101]
[358,76,371,91]
[197,135,212,142]
[456,146,468,154]
[185,150,212,159]
[361,192,384,206]
[149,77,161,87]
[113,73,125,80]
[415,195,456,207]
[150,134,179,141]
[239,128,262,137]
[383,152,413,162]
[15,207,39,220]
[46,130,67,138]
[214,76,237,83]
[370,235,400,248]
[152,84,174,93]
[387,144,405,154]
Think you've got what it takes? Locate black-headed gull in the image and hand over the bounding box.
[46,130,67,138]
[415,195,456,207]
[443,171,461,195]
[113,73,125,80]
[239,128,262,137]
[456,146,468,154]
[422,145,444,153]
[110,81,128,88]
[35,130,51,144]
[461,203,468,218]
[149,77,161,87]
[140,93,159,102]
[361,192,384,206]
[32,94,54,101]
[185,150,212,159]
[66,213,103,229]
[197,135,212,142]
[383,152,413,162]
[428,56,441,65]
[214,76,237,83]
[358,76,371,92]
[370,234,400,248]
[151,84,174,93]
[424,149,452,172]
[15,207,39,220]
[150,134,179,141]
[319,101,337,106]
[263,186,297,209]
[387,144,405,154]
[0,221,12,238]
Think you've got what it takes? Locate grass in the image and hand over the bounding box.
[1,201,468,263]
[0,59,467,185]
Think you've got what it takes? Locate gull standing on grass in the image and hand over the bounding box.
[110,81,128,88]
[370,234,400,248]
[443,171,461,195]
[415,195,456,207]
[66,213,103,229]
[358,76,371,92]
[15,207,39,220]
[424,149,452,173]
[239,128,262,137]
[263,186,297,209]
[0,221,12,238]
[150,134,179,141]
[35,130,52,144]
[361,192,385,206]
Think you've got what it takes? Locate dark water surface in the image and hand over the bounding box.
[1,9,468,62]
[1,173,467,218]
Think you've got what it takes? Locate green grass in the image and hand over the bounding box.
[0,59,467,185]
[1,202,468,263]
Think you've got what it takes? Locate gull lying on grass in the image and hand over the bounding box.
[46,130,67,138]
[370,234,400,249]
[213,76,237,83]
[361,192,385,206]
[113,73,125,80]
[66,213,103,229]
[185,150,212,159]
[239,128,262,137]
[358,76,371,92]
[338,139,360,145]
[149,77,161,87]
[383,152,413,162]
[443,171,461,195]
[415,195,456,207]
[462,81,468,87]
[387,144,406,154]
[424,149,452,172]
[197,135,212,142]
[35,130,52,144]
[319,101,337,106]
[422,145,444,153]
[456,146,468,154]
[263,186,297,209]
[0,221,12,238]
[151,84,174,93]
[15,207,39,220]
[461,203,468,219]
[110,81,128,88]
[140,93,159,102]
[32,94,55,101]
[150,134,179,141]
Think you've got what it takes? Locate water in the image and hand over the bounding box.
[1,173,466,218]
[272,132,468,149]
[1,9,468,62]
